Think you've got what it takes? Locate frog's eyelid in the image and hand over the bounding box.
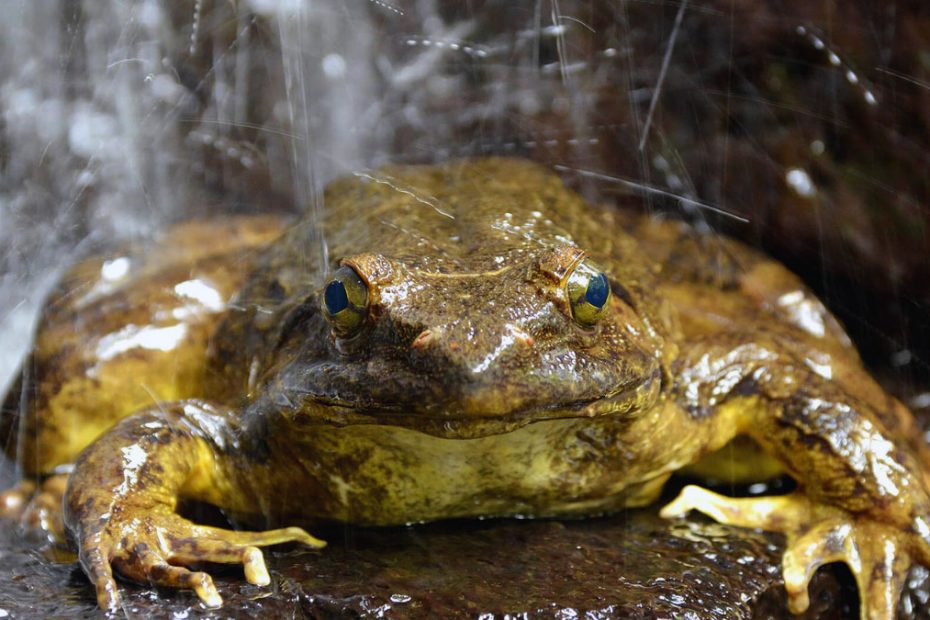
[339,253,394,289]
[537,246,586,283]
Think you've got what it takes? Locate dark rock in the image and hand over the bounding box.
[0,501,891,619]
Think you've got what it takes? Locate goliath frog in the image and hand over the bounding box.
[2,158,929,619]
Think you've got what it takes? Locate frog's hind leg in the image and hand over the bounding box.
[661,486,911,620]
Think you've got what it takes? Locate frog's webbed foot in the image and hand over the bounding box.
[661,485,912,620]
[1,473,69,542]
[77,507,326,609]
[62,402,328,610]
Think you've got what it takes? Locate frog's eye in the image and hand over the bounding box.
[322,266,369,336]
[566,261,611,327]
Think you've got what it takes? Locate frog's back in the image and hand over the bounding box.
[3,217,284,475]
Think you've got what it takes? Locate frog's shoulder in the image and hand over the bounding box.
[8,216,284,474]
[615,210,855,353]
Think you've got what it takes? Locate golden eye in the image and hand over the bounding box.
[566,261,611,327]
[322,265,369,336]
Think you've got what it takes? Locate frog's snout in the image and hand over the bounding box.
[409,326,535,354]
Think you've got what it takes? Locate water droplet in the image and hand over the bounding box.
[785,168,817,198]
[892,349,912,367]
[321,53,346,79]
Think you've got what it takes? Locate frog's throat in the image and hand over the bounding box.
[267,368,662,439]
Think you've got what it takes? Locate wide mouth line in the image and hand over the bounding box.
[284,374,656,423]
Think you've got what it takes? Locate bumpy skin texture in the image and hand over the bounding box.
[2,158,930,619]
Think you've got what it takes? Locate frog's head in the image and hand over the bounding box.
[264,244,666,437]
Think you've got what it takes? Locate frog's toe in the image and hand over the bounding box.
[79,537,121,611]
[782,519,908,620]
[169,537,272,586]
[845,522,909,620]
[116,543,223,608]
[158,524,324,602]
[75,509,326,609]
[780,520,848,613]
[661,485,912,620]
[659,484,806,526]
[190,523,327,550]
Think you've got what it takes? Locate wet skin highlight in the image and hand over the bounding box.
[2,158,929,619]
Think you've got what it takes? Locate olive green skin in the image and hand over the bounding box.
[202,160,681,524]
[4,158,930,617]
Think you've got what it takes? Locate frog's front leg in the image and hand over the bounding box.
[63,400,325,610]
[661,333,930,620]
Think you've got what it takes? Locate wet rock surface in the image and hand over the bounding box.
[0,502,898,619]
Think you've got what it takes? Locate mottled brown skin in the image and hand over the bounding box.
[2,159,929,618]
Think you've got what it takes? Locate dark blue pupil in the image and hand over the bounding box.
[324,280,349,314]
[585,273,609,308]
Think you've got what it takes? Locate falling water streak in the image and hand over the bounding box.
[550,0,569,85]
[876,66,930,91]
[699,89,851,127]
[403,37,489,59]
[128,16,259,152]
[353,172,455,220]
[718,0,735,224]
[189,0,202,56]
[533,0,543,73]
[368,0,404,16]
[553,165,749,223]
[558,15,595,32]
[233,5,252,126]
[639,0,689,152]
[279,7,329,282]
[612,1,653,211]
[796,25,878,106]
[182,118,302,140]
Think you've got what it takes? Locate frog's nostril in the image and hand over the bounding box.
[511,327,535,347]
[410,329,436,350]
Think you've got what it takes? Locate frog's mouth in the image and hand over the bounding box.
[270,367,662,439]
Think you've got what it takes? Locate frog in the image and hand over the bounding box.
[2,157,929,619]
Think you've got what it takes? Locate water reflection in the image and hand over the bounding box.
[94,323,188,362]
